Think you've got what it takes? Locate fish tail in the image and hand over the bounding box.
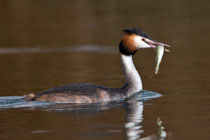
[155,66,159,74]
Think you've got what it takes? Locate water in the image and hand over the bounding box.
[0,0,210,139]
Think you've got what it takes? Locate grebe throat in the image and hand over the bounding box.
[120,54,143,97]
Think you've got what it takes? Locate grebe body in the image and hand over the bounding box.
[25,28,170,103]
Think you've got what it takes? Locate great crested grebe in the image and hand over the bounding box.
[24,28,170,103]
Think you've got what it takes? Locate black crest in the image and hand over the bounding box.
[123,28,153,40]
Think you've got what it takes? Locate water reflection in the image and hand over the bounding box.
[125,95,167,140]
[125,99,144,139]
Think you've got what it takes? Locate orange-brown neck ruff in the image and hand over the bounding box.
[119,34,138,56]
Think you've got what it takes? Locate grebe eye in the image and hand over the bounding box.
[142,38,145,41]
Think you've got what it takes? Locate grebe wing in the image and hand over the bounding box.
[25,83,122,103]
[36,83,111,96]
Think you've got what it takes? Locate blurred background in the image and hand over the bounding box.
[0,0,210,140]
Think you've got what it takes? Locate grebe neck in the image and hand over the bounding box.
[120,54,143,97]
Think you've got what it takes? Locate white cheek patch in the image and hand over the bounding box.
[133,36,151,49]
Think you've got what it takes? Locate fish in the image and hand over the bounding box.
[155,45,164,74]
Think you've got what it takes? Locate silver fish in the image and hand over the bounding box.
[155,45,164,74]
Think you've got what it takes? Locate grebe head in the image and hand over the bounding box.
[119,28,170,55]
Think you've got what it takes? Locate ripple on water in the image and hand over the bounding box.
[0,96,53,109]
[0,45,115,55]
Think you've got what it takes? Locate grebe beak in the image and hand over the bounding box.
[143,38,171,52]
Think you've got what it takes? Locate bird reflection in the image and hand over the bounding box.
[124,97,145,140]
[124,95,167,140]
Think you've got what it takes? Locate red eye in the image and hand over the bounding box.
[142,38,145,41]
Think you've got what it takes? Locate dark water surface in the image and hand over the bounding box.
[0,0,210,140]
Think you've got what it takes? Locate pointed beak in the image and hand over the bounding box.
[144,39,171,52]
